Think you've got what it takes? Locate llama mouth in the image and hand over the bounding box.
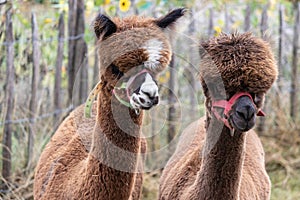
[229,116,252,132]
[130,96,153,110]
[140,106,152,110]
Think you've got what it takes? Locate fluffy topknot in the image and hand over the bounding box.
[199,32,278,97]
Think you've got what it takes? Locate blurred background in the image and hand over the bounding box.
[0,0,299,199]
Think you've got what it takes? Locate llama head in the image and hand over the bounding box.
[199,33,278,132]
[93,8,185,111]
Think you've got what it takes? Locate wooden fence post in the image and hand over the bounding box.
[291,2,300,120]
[26,12,40,170]
[68,0,88,106]
[54,12,65,125]
[75,0,88,106]
[1,6,14,189]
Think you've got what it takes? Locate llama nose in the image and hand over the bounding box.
[236,105,255,121]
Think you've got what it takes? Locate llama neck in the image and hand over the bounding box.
[193,115,246,200]
[91,85,143,162]
[89,85,143,199]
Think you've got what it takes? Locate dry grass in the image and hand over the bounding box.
[262,110,300,199]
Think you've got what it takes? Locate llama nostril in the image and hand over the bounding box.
[236,105,255,121]
[152,96,159,105]
[139,97,145,104]
[237,111,245,119]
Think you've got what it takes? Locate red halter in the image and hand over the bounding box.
[211,92,265,129]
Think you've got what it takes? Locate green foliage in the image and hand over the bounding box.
[136,0,152,10]
[95,0,106,6]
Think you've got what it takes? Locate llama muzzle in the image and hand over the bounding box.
[212,92,265,132]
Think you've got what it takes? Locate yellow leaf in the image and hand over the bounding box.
[44,18,53,24]
[214,26,222,36]
[158,71,170,84]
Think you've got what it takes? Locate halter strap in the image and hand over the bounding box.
[112,82,132,108]
[211,92,265,129]
[84,81,103,118]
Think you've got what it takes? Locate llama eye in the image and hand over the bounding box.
[111,64,124,78]
[254,94,260,103]
[254,93,265,108]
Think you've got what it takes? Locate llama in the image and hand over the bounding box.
[34,8,185,200]
[159,33,278,200]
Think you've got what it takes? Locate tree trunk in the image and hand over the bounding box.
[276,4,284,110]
[257,4,269,134]
[79,43,88,104]
[73,0,88,106]
[2,6,14,190]
[278,4,284,92]
[188,9,196,119]
[224,4,229,33]
[167,55,176,157]
[54,13,65,125]
[93,38,99,87]
[67,0,77,104]
[244,4,251,32]
[132,0,139,15]
[26,12,40,170]
[208,7,214,36]
[151,109,156,153]
[291,2,300,120]
[260,3,269,36]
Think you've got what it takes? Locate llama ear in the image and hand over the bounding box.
[155,8,186,29]
[94,14,117,40]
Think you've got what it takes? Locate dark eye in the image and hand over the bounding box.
[250,93,255,100]
[111,64,124,78]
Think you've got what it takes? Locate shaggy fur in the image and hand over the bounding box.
[34,9,185,200]
[159,33,278,200]
[199,32,277,96]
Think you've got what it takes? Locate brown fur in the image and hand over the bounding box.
[199,32,277,96]
[34,9,185,200]
[159,33,278,200]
